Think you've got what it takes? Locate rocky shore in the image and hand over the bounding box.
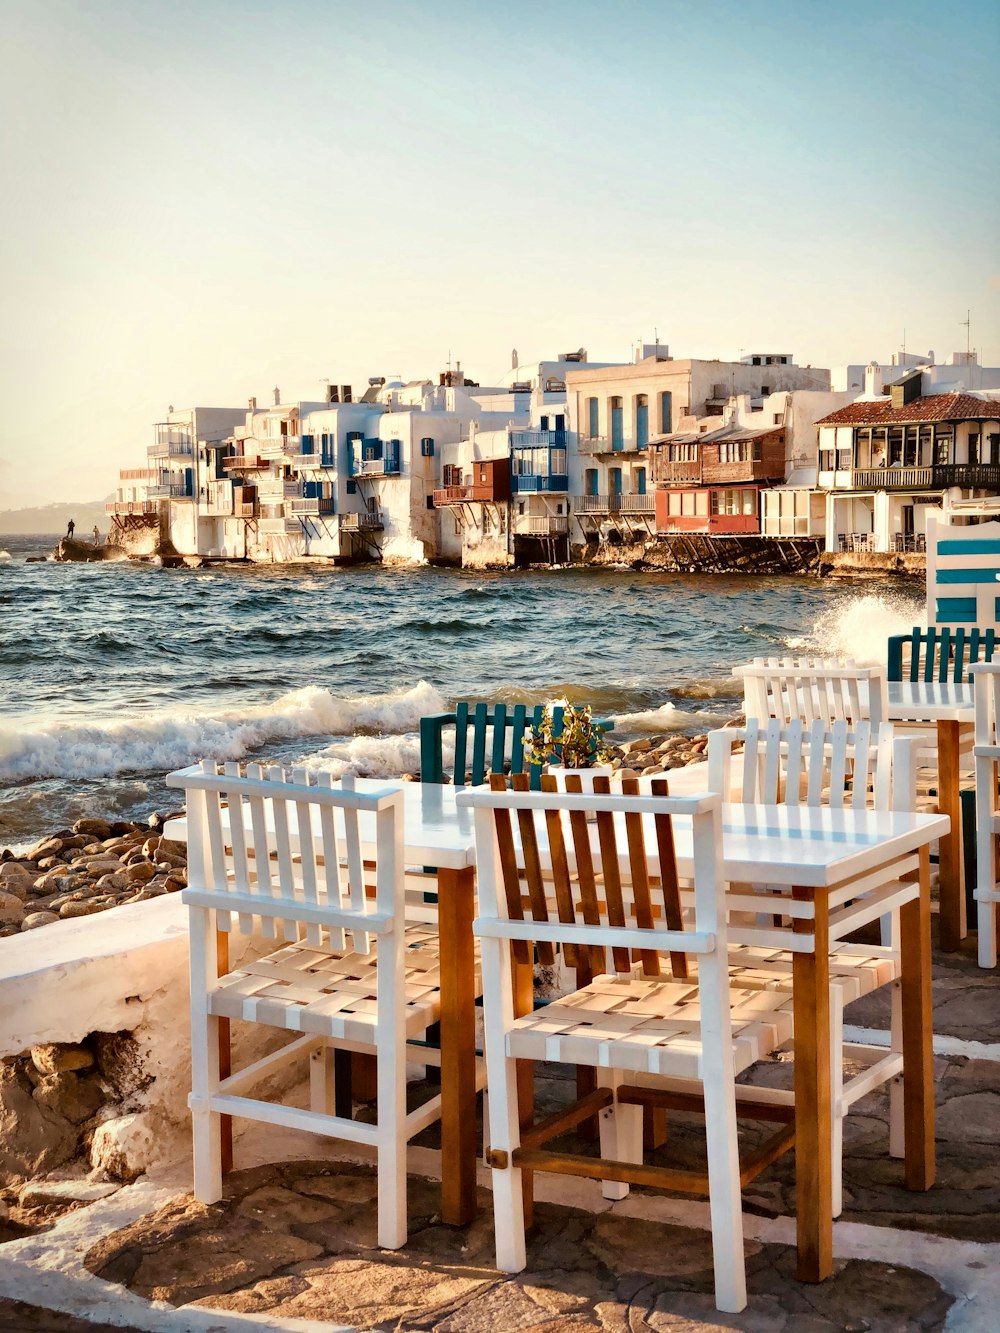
[0,732,727,940]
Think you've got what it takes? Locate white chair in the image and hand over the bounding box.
[972,663,1000,967]
[175,759,472,1249]
[708,718,921,1215]
[463,779,798,1316]
[736,656,888,731]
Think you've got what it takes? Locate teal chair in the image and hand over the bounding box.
[419,702,614,789]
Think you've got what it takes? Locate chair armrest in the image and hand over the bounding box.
[420,713,457,784]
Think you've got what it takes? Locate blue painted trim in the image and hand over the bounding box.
[936,597,977,622]
[938,539,1000,555]
[937,568,1000,585]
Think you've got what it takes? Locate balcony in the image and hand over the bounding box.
[107,500,158,516]
[432,482,505,506]
[513,514,569,536]
[258,516,301,535]
[652,460,702,486]
[223,455,264,471]
[934,463,1000,490]
[285,450,326,469]
[822,463,1000,493]
[573,494,613,513]
[509,429,562,447]
[148,430,193,459]
[256,480,303,501]
[119,468,158,483]
[288,497,336,516]
[145,483,190,499]
[353,457,401,477]
[340,510,384,532]
[234,503,257,518]
[512,474,569,494]
[616,494,655,514]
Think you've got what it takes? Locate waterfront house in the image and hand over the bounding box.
[816,363,1000,553]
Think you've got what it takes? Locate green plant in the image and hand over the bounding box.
[524,704,612,770]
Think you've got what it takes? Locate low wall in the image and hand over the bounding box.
[819,551,926,578]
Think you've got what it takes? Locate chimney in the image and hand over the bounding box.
[864,362,883,397]
[511,348,518,370]
[248,397,257,410]
[327,384,339,403]
[341,384,353,403]
[273,386,281,406]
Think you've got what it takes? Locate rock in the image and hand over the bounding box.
[622,739,654,755]
[109,820,141,838]
[84,858,123,876]
[89,1112,157,1182]
[95,872,131,892]
[60,900,104,918]
[32,1071,106,1125]
[0,892,25,927]
[21,911,59,930]
[73,818,112,839]
[93,1031,151,1103]
[19,1178,120,1207]
[155,838,186,860]
[31,1043,95,1076]
[27,836,64,861]
[141,837,161,858]
[35,856,63,871]
[0,876,28,903]
[0,1064,78,1182]
[0,862,33,890]
[164,874,187,892]
[124,861,156,884]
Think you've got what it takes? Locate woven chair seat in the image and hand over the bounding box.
[506,973,796,1080]
[726,942,898,1003]
[210,926,481,1043]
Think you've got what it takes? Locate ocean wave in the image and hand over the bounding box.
[0,681,447,782]
[787,592,925,665]
[672,677,744,701]
[610,701,715,734]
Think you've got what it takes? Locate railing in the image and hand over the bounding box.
[652,460,702,485]
[509,429,560,447]
[119,468,158,482]
[353,458,401,477]
[257,437,290,458]
[577,436,613,454]
[616,494,655,513]
[107,500,158,516]
[234,503,256,518]
[937,464,1000,489]
[340,510,384,531]
[285,450,325,468]
[288,497,336,516]
[828,464,1000,492]
[147,440,193,458]
[256,480,303,500]
[257,516,300,534]
[145,483,189,499]
[222,455,264,470]
[432,483,502,505]
[572,494,613,512]
[849,467,934,490]
[513,514,569,536]
[512,474,568,494]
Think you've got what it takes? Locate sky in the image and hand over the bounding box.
[1,0,998,504]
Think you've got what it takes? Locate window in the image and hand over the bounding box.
[420,437,435,457]
[426,494,435,509]
[587,397,599,439]
[666,443,696,461]
[753,441,762,461]
[752,356,761,366]
[540,415,549,430]
[761,384,771,396]
[635,394,649,449]
[969,432,981,465]
[585,467,599,496]
[610,397,624,451]
[634,467,647,495]
[659,391,672,433]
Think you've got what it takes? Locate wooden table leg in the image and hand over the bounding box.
[792,887,832,1284]
[216,929,233,1176]
[937,719,965,951]
[900,846,935,1191]
[438,864,478,1227]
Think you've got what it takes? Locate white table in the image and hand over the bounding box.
[166,782,947,1286]
[886,681,974,950]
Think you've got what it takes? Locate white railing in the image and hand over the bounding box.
[288,497,336,516]
[340,510,384,531]
[147,440,193,458]
[616,494,655,513]
[258,516,300,534]
[145,483,189,499]
[513,515,569,536]
[256,480,303,500]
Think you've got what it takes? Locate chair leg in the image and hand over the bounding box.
[487,1054,527,1272]
[889,979,905,1159]
[830,992,845,1219]
[701,1071,747,1314]
[190,1012,223,1204]
[309,1045,335,1115]
[597,1069,642,1202]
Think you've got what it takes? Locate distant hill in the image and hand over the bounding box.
[0,498,112,536]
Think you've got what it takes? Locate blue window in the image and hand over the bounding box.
[610,398,624,451]
[659,391,672,433]
[610,466,623,496]
[587,397,599,439]
[540,415,549,431]
[346,479,357,494]
[635,467,647,495]
[585,467,599,497]
[421,437,435,457]
[636,396,648,449]
[301,434,314,455]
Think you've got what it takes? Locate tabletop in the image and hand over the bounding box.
[886,680,974,722]
[165,778,949,889]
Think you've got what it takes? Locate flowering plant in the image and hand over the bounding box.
[524,704,612,770]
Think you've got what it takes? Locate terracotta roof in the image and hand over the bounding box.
[816,392,998,426]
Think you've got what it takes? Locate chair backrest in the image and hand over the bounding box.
[971,661,1000,747]
[462,772,724,981]
[926,512,1000,631]
[420,702,614,788]
[887,626,996,683]
[736,656,887,730]
[707,718,917,813]
[170,760,405,952]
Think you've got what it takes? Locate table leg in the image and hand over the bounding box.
[792,887,832,1284]
[216,929,233,1177]
[900,846,935,1191]
[438,864,478,1227]
[514,953,535,1230]
[937,719,965,951]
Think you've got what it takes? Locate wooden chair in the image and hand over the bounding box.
[420,702,614,789]
[464,778,797,1315]
[973,663,1000,967]
[177,760,475,1249]
[737,656,887,730]
[708,717,921,1213]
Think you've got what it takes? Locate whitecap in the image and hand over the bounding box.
[787,592,925,665]
[610,701,714,734]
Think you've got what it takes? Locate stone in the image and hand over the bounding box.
[32,1071,106,1125]
[141,836,161,858]
[93,1031,152,1103]
[84,858,123,876]
[19,1178,120,1207]
[0,1064,78,1182]
[21,911,59,930]
[73,817,112,839]
[31,1043,95,1076]
[164,874,187,892]
[156,837,187,859]
[60,900,105,918]
[27,837,64,860]
[36,856,63,871]
[0,891,25,927]
[0,862,33,893]
[124,861,156,883]
[89,1112,158,1182]
[235,1184,340,1228]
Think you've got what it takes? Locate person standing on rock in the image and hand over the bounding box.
[66,519,75,539]
[92,524,101,545]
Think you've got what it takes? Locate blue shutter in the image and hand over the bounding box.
[611,403,624,451]
[636,403,648,449]
[660,391,672,433]
[635,467,647,496]
[588,398,599,438]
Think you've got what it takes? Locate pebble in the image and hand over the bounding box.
[21,911,59,930]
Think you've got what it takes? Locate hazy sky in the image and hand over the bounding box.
[1,0,998,503]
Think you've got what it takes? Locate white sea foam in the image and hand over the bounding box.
[611,701,714,735]
[0,550,11,561]
[788,592,926,665]
[0,681,447,782]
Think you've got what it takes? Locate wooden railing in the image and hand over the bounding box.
[513,515,569,536]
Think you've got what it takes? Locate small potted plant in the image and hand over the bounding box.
[524,704,613,787]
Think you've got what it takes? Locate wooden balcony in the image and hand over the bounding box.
[432,483,503,506]
[223,455,264,471]
[340,510,384,531]
[107,500,158,516]
[824,463,1000,492]
[651,460,702,486]
[288,497,336,516]
[513,514,569,536]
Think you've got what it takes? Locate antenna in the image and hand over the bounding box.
[962,308,971,359]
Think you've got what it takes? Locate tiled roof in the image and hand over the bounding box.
[816,393,998,426]
[648,423,780,447]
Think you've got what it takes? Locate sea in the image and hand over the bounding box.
[0,533,926,851]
